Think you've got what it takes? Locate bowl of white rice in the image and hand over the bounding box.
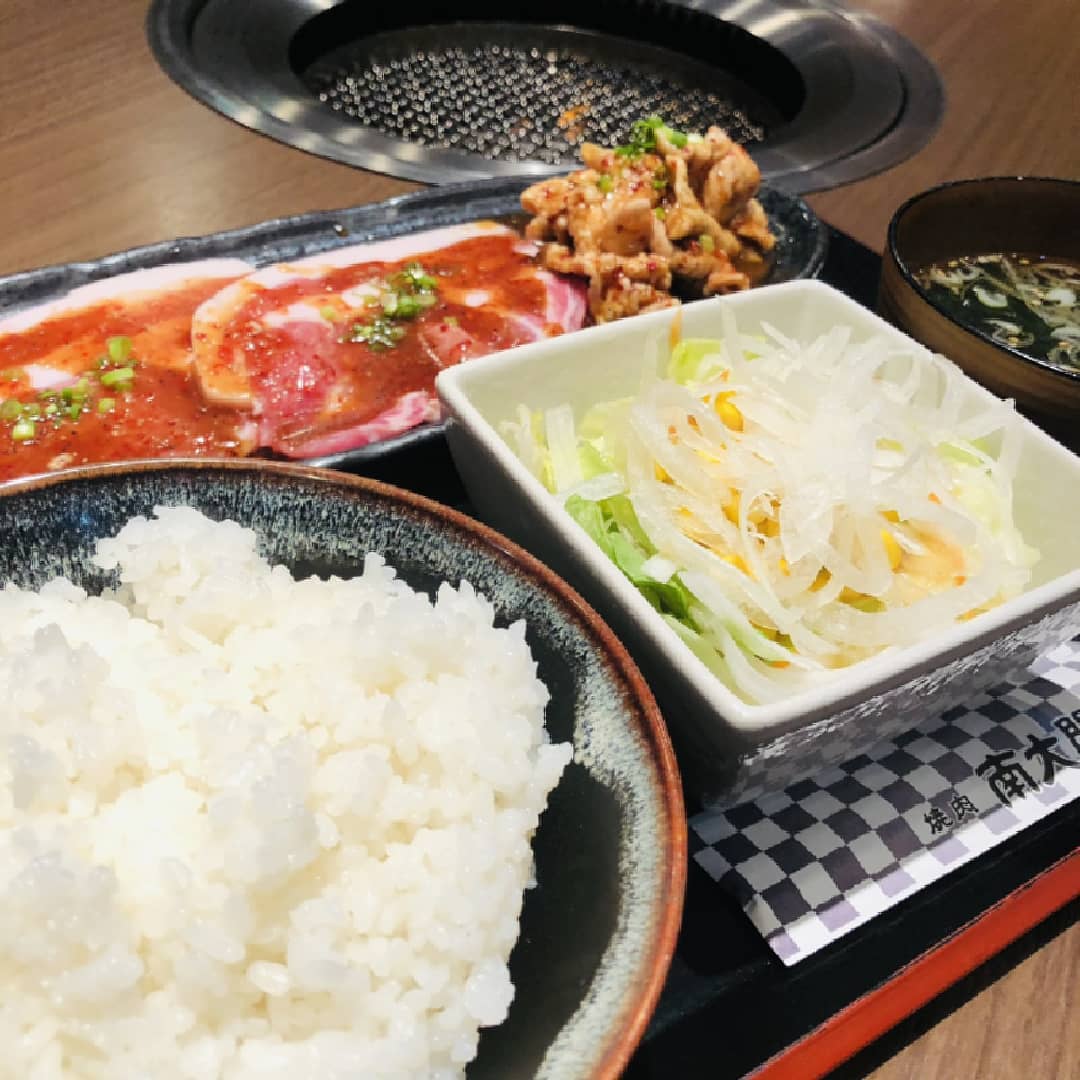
[0,460,686,1080]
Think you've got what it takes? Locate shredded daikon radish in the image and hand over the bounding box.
[502,315,1039,704]
[544,403,583,493]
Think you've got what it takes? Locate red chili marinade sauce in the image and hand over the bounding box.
[0,234,565,478]
[0,279,249,482]
[214,234,554,454]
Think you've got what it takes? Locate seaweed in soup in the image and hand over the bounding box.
[916,253,1080,372]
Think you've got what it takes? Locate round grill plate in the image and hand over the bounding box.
[148,0,943,194]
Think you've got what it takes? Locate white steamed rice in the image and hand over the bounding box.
[0,507,572,1079]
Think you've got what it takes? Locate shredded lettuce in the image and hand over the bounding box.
[667,339,726,383]
[565,492,696,623]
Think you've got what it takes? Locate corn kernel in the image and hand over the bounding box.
[881,529,903,571]
[839,588,886,612]
[713,392,744,431]
[720,552,752,576]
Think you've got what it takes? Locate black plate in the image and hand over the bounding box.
[0,179,827,476]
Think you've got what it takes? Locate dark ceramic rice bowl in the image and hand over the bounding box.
[0,459,686,1079]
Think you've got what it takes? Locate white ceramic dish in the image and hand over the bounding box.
[437,281,1080,806]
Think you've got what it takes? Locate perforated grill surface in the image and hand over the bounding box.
[304,41,769,165]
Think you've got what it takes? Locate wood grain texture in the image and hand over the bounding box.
[808,0,1080,252]
[0,0,416,277]
[0,1,1076,1077]
[864,916,1080,1080]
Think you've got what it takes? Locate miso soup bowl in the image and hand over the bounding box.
[437,281,1080,807]
[879,176,1080,423]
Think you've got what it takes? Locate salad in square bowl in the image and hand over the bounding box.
[437,281,1080,805]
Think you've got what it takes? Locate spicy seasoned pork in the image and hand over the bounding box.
[521,119,776,323]
[191,223,587,458]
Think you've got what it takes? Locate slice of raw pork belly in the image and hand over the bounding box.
[0,260,254,481]
[191,223,587,458]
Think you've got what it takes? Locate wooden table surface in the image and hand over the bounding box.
[0,0,1077,1076]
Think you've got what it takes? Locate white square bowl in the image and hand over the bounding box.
[437,281,1080,806]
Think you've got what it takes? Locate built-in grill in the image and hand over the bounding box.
[148,0,943,193]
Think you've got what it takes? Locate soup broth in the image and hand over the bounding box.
[915,253,1080,373]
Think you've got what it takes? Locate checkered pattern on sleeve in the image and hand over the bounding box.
[690,639,1080,965]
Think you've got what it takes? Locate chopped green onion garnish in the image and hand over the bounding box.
[1,357,144,438]
[654,207,667,220]
[389,292,437,318]
[615,115,689,157]
[99,366,135,388]
[345,316,407,350]
[392,263,438,292]
[107,336,133,364]
[596,173,613,194]
[345,262,441,349]
[699,233,716,254]
[319,305,338,322]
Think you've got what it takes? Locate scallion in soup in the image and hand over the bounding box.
[915,253,1080,372]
